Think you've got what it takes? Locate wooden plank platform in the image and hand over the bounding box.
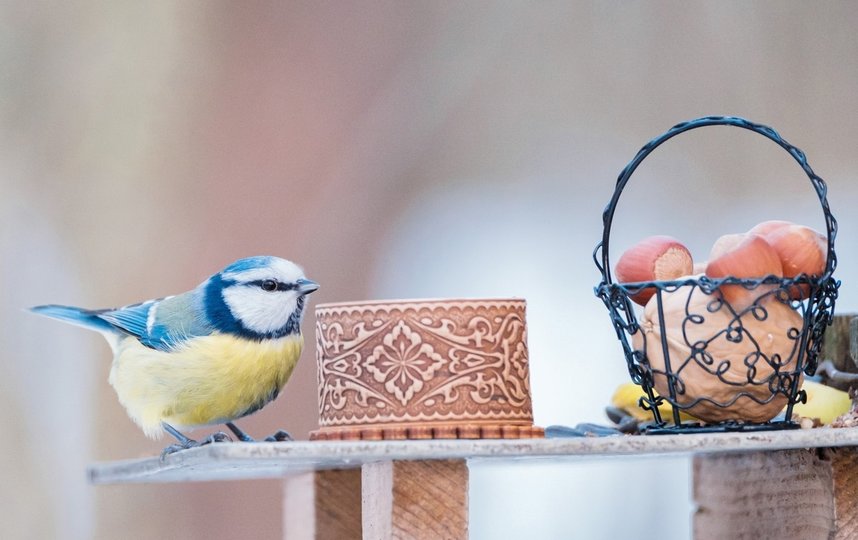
[89,427,858,539]
[90,426,858,484]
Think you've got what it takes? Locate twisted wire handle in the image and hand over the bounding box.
[594,116,838,286]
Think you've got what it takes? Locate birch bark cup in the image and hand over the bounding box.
[311,298,543,440]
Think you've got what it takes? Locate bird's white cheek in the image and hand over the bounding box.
[222,288,298,334]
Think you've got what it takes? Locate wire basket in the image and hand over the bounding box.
[594,116,840,434]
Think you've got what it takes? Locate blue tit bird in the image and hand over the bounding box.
[30,256,319,454]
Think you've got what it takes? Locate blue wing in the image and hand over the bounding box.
[96,301,155,339]
[99,293,214,351]
[33,291,214,352]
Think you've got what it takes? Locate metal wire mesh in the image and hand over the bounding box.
[594,116,840,433]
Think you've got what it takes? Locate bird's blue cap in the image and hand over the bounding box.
[222,256,277,274]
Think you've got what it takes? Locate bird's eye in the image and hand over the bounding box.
[261,279,278,292]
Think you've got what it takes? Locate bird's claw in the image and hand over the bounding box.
[264,429,293,442]
[159,431,232,460]
[226,421,293,442]
[161,443,192,460]
[200,431,232,445]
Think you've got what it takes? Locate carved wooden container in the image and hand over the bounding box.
[311,298,543,440]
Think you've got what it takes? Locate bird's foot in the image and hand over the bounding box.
[200,431,232,445]
[263,429,293,442]
[161,441,196,460]
[225,422,293,442]
[159,430,233,460]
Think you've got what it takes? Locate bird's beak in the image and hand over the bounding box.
[296,278,320,294]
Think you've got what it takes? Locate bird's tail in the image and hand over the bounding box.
[29,304,115,334]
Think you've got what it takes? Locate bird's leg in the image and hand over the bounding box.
[162,422,196,446]
[225,422,255,442]
[161,422,199,458]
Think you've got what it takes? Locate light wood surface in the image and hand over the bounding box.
[694,450,835,539]
[831,448,858,539]
[694,448,858,540]
[362,460,467,540]
[284,469,362,540]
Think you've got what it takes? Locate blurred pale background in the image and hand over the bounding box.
[2,2,857,539]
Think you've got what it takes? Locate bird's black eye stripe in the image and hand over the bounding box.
[249,279,297,292]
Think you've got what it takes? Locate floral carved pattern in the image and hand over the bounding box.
[314,299,535,429]
[366,321,445,406]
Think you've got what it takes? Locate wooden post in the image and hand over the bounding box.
[693,448,858,539]
[283,469,362,540]
[830,448,858,536]
[818,313,858,391]
[362,459,468,540]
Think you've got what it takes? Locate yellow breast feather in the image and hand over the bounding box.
[109,333,303,438]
